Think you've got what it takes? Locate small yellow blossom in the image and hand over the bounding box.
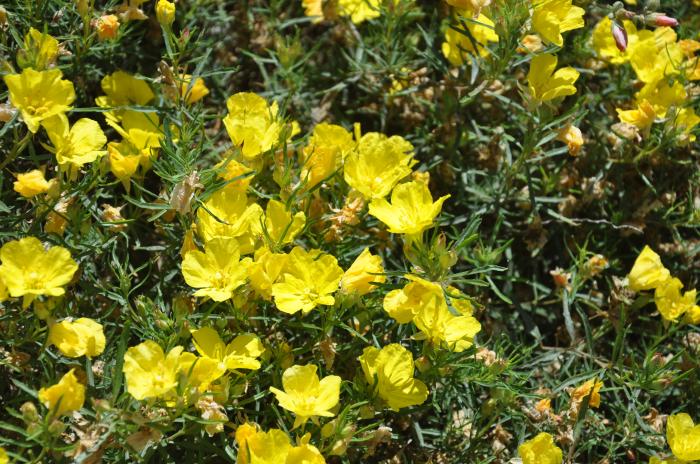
[591,17,637,64]
[344,132,415,200]
[156,0,176,26]
[122,340,183,400]
[301,123,355,189]
[654,278,697,322]
[223,93,288,159]
[527,53,579,104]
[179,74,209,104]
[191,327,264,371]
[269,364,341,429]
[531,0,584,47]
[0,237,78,306]
[617,99,657,131]
[18,27,59,70]
[96,14,120,40]
[249,247,289,300]
[0,447,7,464]
[49,317,106,358]
[570,378,603,408]
[3,68,75,133]
[368,181,449,235]
[338,0,381,24]
[272,247,344,315]
[196,187,263,253]
[263,200,306,245]
[518,432,563,464]
[236,424,326,464]
[14,170,51,198]
[302,0,323,22]
[442,13,499,65]
[557,124,583,156]
[628,245,671,291]
[38,369,85,416]
[359,344,428,411]
[340,248,385,296]
[667,413,700,461]
[96,71,155,112]
[182,237,252,302]
[43,116,107,170]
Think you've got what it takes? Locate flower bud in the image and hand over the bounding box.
[611,20,628,52]
[156,0,175,27]
[0,6,7,26]
[647,13,679,27]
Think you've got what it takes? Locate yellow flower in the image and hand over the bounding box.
[177,352,226,394]
[301,123,355,189]
[531,0,584,47]
[673,108,700,142]
[557,124,583,156]
[344,132,415,199]
[14,169,51,198]
[191,327,264,371]
[38,369,85,416]
[654,278,697,322]
[107,141,142,191]
[196,187,263,253]
[216,158,255,191]
[182,237,252,302]
[43,116,107,169]
[302,0,323,22]
[413,295,481,352]
[0,447,7,464]
[340,248,385,296]
[358,344,428,411]
[236,424,292,464]
[384,275,443,323]
[263,200,306,245]
[591,17,637,64]
[368,181,449,235]
[636,80,686,119]
[17,27,59,70]
[667,413,700,461]
[527,53,579,104]
[0,237,78,306]
[223,93,287,159]
[122,340,183,400]
[518,432,563,464]
[107,111,162,189]
[271,247,344,315]
[95,71,154,111]
[249,247,289,300]
[338,0,381,24]
[442,13,499,65]
[628,27,682,84]
[49,317,106,358]
[3,68,75,133]
[179,74,209,104]
[287,434,327,464]
[156,0,176,26]
[445,0,491,10]
[617,99,657,131]
[628,245,671,291]
[570,378,603,408]
[269,364,341,429]
[96,14,120,40]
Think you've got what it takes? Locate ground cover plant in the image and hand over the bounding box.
[0,0,699,462]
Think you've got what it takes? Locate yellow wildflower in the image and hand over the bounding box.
[570,378,603,408]
[182,237,252,302]
[557,124,583,156]
[263,200,306,245]
[271,247,344,315]
[358,344,428,411]
[636,80,686,118]
[38,369,85,416]
[236,424,292,464]
[442,13,499,65]
[384,275,444,323]
[196,187,263,253]
[654,278,697,322]
[340,247,386,296]
[95,71,155,112]
[0,447,7,464]
[96,14,120,40]
[3,68,75,133]
[177,352,226,394]
[223,93,288,159]
[43,116,107,170]
[301,123,355,189]
[17,27,59,70]
[122,340,183,400]
[628,245,671,291]
[179,74,209,104]
[518,432,563,464]
[667,413,700,461]
[617,99,657,131]
[591,17,638,64]
[412,295,481,352]
[338,0,381,24]
[527,53,579,104]
[269,364,341,428]
[628,27,682,84]
[531,0,584,47]
[14,169,51,198]
[344,132,415,199]
[49,317,106,358]
[0,237,78,306]
[249,247,289,300]
[191,327,264,371]
[156,0,176,26]
[368,181,450,235]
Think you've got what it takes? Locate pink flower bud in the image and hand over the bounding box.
[650,14,679,27]
[611,20,628,52]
